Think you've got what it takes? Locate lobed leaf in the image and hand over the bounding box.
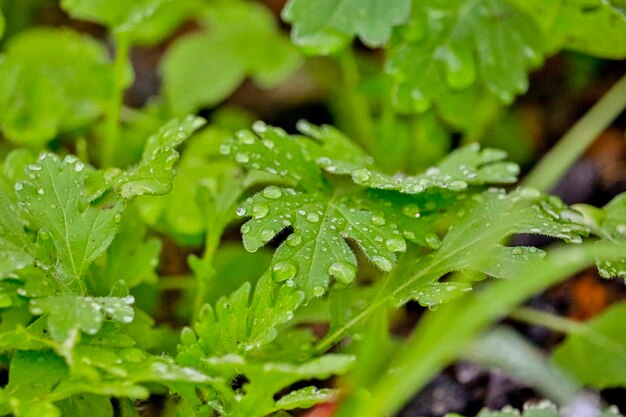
[29,295,135,342]
[15,153,123,289]
[282,0,411,54]
[389,188,588,307]
[110,116,206,200]
[387,0,543,114]
[161,2,301,115]
[239,186,406,296]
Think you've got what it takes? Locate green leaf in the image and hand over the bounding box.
[106,116,206,200]
[0,28,113,148]
[60,0,197,42]
[0,350,68,417]
[282,0,411,54]
[0,8,4,40]
[0,187,33,277]
[388,188,587,307]
[88,210,161,293]
[574,194,626,279]
[274,387,336,411]
[298,121,519,193]
[15,153,123,288]
[239,186,406,296]
[387,0,543,114]
[545,0,626,58]
[178,273,304,357]
[552,301,626,388]
[161,2,301,115]
[56,394,113,417]
[29,295,135,341]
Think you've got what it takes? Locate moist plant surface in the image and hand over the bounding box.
[0,1,625,417]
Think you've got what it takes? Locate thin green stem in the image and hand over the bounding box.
[335,48,376,150]
[510,306,624,354]
[509,307,587,334]
[101,35,130,167]
[523,72,626,192]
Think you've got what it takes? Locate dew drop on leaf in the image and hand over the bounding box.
[372,255,393,272]
[402,204,421,218]
[448,180,467,191]
[272,260,298,282]
[219,143,232,155]
[353,168,371,182]
[306,212,320,223]
[251,204,269,219]
[371,215,386,226]
[262,185,282,199]
[236,207,247,216]
[260,229,275,242]
[385,236,407,252]
[425,233,441,249]
[285,233,302,247]
[235,152,250,163]
[312,285,326,297]
[328,261,357,285]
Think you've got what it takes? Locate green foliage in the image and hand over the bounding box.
[1,1,625,417]
[282,0,411,54]
[0,28,113,147]
[161,1,301,115]
[445,401,622,417]
[552,301,626,388]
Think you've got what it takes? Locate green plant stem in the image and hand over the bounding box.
[334,48,376,151]
[509,306,624,354]
[338,242,626,417]
[509,307,587,334]
[101,35,130,167]
[523,72,626,192]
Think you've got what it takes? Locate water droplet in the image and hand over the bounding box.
[371,215,386,226]
[262,139,274,149]
[353,169,371,182]
[448,180,467,191]
[236,130,256,144]
[312,285,326,297]
[252,120,268,133]
[14,182,23,191]
[260,229,275,242]
[37,188,45,195]
[219,143,232,155]
[74,162,85,172]
[272,261,298,282]
[520,187,541,199]
[286,233,302,246]
[372,255,393,272]
[27,164,42,171]
[385,236,406,252]
[114,213,122,223]
[306,212,320,223]
[425,233,441,249]
[236,207,247,217]
[262,186,282,199]
[402,204,421,218]
[235,153,249,164]
[64,154,78,163]
[241,224,251,233]
[328,261,357,285]
[251,204,269,219]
